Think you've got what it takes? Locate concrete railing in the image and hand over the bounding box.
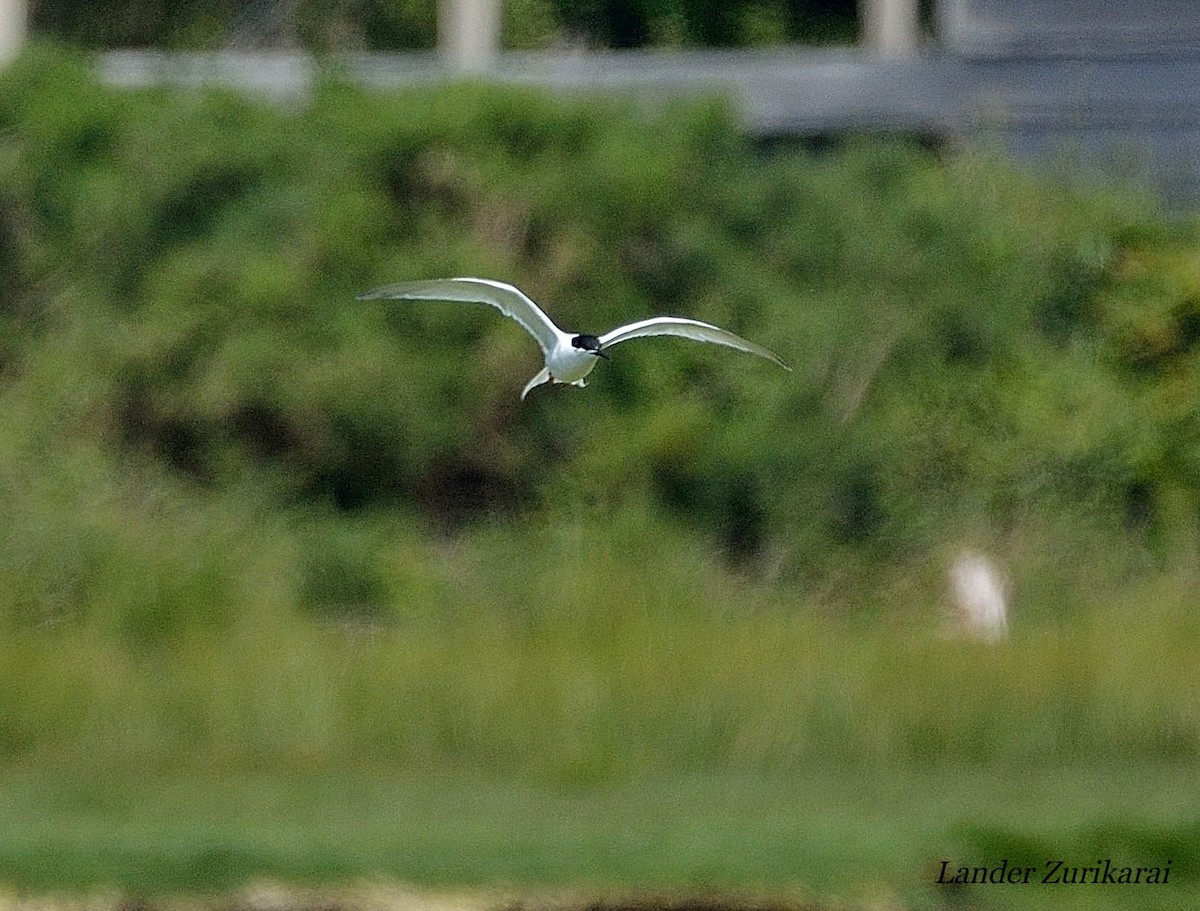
[0,0,922,72]
[15,1,1200,206]
[0,0,25,68]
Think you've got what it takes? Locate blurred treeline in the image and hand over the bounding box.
[29,0,858,50]
[1,48,1198,773]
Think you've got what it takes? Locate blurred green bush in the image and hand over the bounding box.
[2,48,1200,604]
[3,48,1194,594]
[0,48,1197,774]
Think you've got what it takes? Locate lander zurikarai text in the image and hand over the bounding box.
[936,858,1172,886]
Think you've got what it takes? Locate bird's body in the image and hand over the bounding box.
[357,277,790,399]
[541,335,600,388]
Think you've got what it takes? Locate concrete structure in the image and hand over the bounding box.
[939,0,1200,57]
[95,0,1200,208]
[941,0,1200,207]
[438,0,502,73]
[862,0,920,57]
[0,0,26,68]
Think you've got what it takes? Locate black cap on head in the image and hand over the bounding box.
[571,334,609,358]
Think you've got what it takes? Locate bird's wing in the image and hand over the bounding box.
[598,317,791,370]
[357,278,563,356]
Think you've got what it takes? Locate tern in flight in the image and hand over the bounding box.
[357,277,790,400]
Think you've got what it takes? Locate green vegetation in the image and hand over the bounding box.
[2,765,1197,910]
[31,0,858,51]
[0,47,1197,908]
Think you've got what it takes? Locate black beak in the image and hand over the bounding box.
[595,348,610,360]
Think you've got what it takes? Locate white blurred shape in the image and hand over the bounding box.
[862,0,919,57]
[948,549,1008,642]
[0,0,26,68]
[438,0,502,73]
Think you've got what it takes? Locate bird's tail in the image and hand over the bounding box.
[520,367,552,401]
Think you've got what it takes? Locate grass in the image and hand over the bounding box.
[1,507,1196,911]
[3,510,1199,777]
[0,763,1196,910]
[1,518,1196,910]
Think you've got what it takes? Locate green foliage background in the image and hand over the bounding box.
[0,47,1198,786]
[29,0,858,51]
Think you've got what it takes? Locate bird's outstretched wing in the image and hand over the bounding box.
[598,317,791,370]
[357,278,563,356]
